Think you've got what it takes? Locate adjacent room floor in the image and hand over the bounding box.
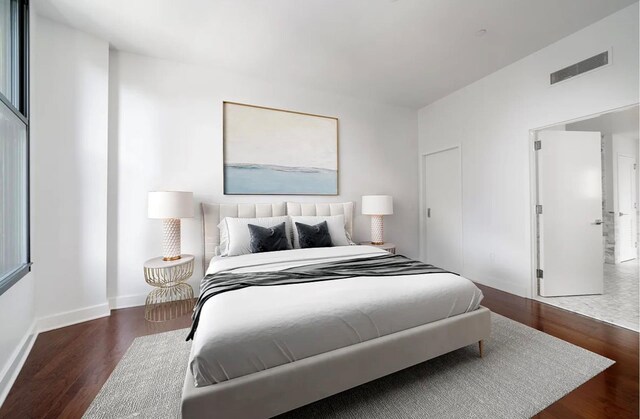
[538,260,639,331]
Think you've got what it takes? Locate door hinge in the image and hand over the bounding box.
[536,269,543,279]
[535,205,543,215]
[534,140,542,150]
[634,163,637,170]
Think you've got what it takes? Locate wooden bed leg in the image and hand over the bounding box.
[478,340,484,358]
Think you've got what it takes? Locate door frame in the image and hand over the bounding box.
[528,103,640,300]
[614,152,638,263]
[419,145,463,269]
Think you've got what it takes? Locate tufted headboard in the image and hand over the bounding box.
[201,202,286,270]
[201,201,354,271]
[286,202,354,238]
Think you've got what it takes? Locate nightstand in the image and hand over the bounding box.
[359,242,396,254]
[143,254,195,322]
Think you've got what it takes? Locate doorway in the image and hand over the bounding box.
[616,153,638,263]
[532,105,639,331]
[422,146,462,274]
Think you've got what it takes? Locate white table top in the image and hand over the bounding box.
[359,242,396,249]
[144,254,195,269]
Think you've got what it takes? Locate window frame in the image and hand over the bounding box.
[0,0,30,296]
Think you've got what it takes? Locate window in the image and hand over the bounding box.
[0,0,29,296]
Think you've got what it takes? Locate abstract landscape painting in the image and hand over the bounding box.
[223,102,338,195]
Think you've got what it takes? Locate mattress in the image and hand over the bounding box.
[189,245,483,387]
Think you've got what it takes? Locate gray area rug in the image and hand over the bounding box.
[83,314,613,419]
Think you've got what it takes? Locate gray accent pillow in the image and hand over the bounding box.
[295,221,333,249]
[248,222,290,253]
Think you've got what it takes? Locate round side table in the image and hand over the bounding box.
[144,254,195,322]
[359,242,396,254]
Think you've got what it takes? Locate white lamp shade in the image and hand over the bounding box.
[361,195,393,215]
[148,191,194,219]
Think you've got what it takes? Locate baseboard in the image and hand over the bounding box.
[37,303,111,333]
[470,275,529,298]
[0,303,114,407]
[0,321,37,407]
[109,293,147,310]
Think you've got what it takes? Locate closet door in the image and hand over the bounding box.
[424,147,462,273]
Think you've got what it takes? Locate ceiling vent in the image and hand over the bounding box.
[550,51,609,85]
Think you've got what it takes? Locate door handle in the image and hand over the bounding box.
[619,212,627,216]
[427,208,431,218]
[593,219,603,225]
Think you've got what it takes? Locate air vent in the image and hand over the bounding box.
[550,51,609,85]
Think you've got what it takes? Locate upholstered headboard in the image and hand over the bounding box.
[286,202,354,238]
[201,201,354,271]
[201,202,287,270]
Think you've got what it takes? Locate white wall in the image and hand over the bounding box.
[0,274,36,405]
[31,16,110,328]
[108,51,418,306]
[0,8,39,404]
[417,4,639,297]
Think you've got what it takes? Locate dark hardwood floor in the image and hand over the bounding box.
[0,285,637,419]
[0,307,192,419]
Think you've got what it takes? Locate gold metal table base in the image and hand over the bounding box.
[143,254,195,322]
[144,283,195,322]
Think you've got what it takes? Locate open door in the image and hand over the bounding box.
[616,154,638,262]
[537,130,603,297]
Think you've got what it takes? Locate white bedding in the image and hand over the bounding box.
[189,246,483,387]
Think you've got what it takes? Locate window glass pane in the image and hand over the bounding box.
[0,100,27,280]
[0,0,15,102]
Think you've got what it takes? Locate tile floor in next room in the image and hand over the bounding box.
[538,260,639,331]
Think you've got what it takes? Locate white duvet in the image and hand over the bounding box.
[189,246,483,387]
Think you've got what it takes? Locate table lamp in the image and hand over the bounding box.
[148,191,194,261]
[361,195,393,245]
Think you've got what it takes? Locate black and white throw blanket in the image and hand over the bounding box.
[186,253,454,341]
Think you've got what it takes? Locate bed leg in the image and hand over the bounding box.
[478,340,484,358]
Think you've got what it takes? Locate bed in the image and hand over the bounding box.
[182,202,491,419]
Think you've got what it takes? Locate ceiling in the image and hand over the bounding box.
[33,0,637,109]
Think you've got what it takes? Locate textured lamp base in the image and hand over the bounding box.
[162,218,182,261]
[370,215,384,245]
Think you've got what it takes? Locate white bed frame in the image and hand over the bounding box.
[183,202,491,419]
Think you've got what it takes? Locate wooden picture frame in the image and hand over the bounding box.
[223,101,339,195]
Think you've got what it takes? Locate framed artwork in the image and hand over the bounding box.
[223,102,338,195]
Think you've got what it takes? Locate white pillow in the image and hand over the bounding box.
[290,215,352,248]
[218,216,292,257]
[217,222,229,256]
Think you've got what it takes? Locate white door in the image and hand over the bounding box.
[537,131,603,297]
[617,154,638,262]
[424,147,462,273]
